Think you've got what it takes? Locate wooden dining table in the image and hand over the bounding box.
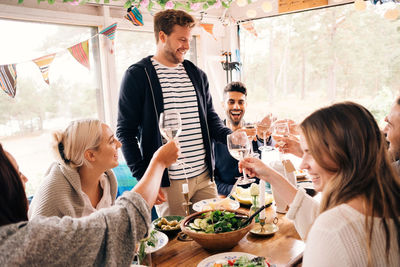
[151,207,305,267]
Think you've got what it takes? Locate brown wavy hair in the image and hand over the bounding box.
[153,9,195,43]
[300,102,400,265]
[0,143,28,226]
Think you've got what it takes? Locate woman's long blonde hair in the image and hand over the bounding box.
[300,102,400,264]
[52,119,103,169]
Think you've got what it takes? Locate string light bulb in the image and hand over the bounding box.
[261,1,273,13]
[236,0,247,7]
[246,9,257,18]
[354,0,366,11]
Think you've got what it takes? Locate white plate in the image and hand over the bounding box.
[193,198,240,212]
[145,231,168,254]
[250,223,279,236]
[197,252,257,267]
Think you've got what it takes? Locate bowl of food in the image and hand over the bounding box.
[152,215,184,237]
[180,209,254,251]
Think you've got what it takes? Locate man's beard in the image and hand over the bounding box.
[227,114,242,128]
[164,43,183,64]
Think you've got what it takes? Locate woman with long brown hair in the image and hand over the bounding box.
[240,102,400,266]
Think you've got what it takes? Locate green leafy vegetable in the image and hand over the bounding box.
[188,210,245,233]
[138,230,157,263]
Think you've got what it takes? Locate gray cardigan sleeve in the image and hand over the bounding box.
[0,191,151,266]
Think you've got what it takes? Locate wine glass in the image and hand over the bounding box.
[243,122,258,157]
[159,109,182,141]
[159,110,191,174]
[271,121,290,161]
[227,131,255,185]
[256,114,275,152]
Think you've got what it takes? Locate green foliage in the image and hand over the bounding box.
[240,3,400,121]
[19,0,232,12]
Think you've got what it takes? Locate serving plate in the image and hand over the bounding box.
[193,198,240,212]
[250,223,279,236]
[197,252,257,267]
[145,231,168,254]
[152,215,184,235]
[232,187,274,205]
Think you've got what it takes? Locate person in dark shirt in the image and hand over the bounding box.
[214,82,274,196]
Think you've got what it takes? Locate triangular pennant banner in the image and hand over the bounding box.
[125,7,144,26]
[68,40,90,70]
[99,23,117,40]
[33,53,56,85]
[200,23,216,40]
[242,21,258,38]
[0,64,17,98]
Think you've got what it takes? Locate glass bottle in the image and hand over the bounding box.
[249,194,260,223]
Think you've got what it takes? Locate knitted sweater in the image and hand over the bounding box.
[303,204,400,266]
[0,191,150,266]
[286,188,319,240]
[28,162,118,219]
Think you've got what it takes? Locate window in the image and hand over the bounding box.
[115,29,197,90]
[0,19,103,196]
[240,3,400,126]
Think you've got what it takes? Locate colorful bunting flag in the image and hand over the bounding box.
[33,53,56,85]
[99,23,118,40]
[68,40,90,70]
[241,21,258,38]
[125,7,144,26]
[0,64,17,98]
[200,23,216,40]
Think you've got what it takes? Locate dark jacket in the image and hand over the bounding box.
[214,137,274,196]
[116,56,231,187]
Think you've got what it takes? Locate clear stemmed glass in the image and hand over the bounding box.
[256,114,274,152]
[159,110,191,173]
[227,131,255,185]
[243,122,258,157]
[159,109,182,141]
[271,121,290,161]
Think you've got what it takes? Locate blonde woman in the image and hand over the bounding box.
[240,102,400,266]
[29,119,122,218]
[0,141,179,265]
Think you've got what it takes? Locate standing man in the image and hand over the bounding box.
[214,82,274,195]
[117,10,231,216]
[384,97,400,173]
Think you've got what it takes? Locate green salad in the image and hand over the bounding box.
[213,256,269,267]
[188,210,246,233]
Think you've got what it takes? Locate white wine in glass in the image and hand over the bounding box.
[272,121,290,160]
[159,109,182,141]
[227,131,255,185]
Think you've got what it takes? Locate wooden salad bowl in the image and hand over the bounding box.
[180,209,255,251]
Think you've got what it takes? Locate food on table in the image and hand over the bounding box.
[187,210,246,234]
[138,230,158,263]
[213,255,270,267]
[202,197,234,211]
[156,217,180,230]
[233,187,274,205]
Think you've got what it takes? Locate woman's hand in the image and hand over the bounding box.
[239,157,272,181]
[273,134,303,157]
[154,140,180,168]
